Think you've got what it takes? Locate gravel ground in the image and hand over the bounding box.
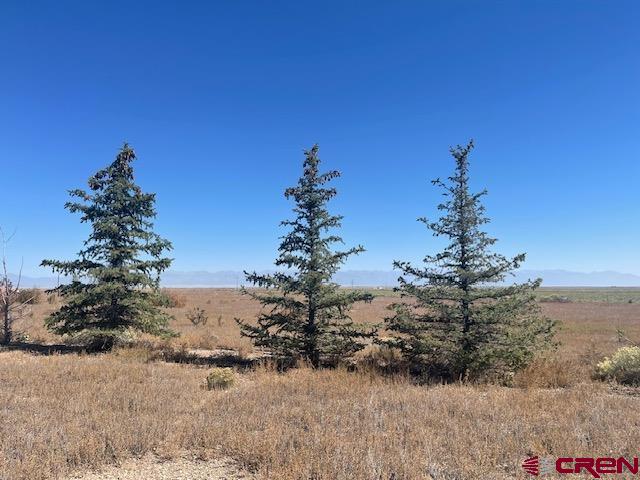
[67,453,253,480]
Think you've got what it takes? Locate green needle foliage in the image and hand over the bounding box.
[41,144,175,349]
[237,144,374,367]
[384,140,556,381]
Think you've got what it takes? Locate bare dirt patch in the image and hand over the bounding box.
[67,453,253,480]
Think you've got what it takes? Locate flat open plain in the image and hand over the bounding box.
[2,288,640,480]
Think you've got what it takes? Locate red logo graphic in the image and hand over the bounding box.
[522,456,553,476]
[522,456,540,476]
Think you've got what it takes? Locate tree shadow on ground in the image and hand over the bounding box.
[0,341,285,372]
[0,341,86,355]
[160,349,259,370]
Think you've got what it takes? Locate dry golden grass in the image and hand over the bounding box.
[2,351,640,480]
[4,288,640,479]
[15,288,397,354]
[22,288,640,359]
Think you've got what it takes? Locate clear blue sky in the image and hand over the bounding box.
[1,1,638,276]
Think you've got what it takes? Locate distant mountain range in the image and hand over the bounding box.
[10,269,640,288]
[161,269,640,287]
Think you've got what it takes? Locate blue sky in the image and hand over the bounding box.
[1,1,638,276]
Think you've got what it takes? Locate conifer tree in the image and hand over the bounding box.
[237,144,374,367]
[385,141,555,381]
[41,144,174,349]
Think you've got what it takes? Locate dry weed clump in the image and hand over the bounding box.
[2,351,640,480]
[205,367,235,390]
[16,287,44,304]
[513,354,583,388]
[186,307,209,326]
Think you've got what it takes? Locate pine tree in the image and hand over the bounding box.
[41,144,174,349]
[385,140,556,381]
[237,144,374,367]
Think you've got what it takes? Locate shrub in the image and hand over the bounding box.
[596,346,640,385]
[206,367,235,390]
[186,307,208,326]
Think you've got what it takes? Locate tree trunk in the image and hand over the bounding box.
[307,304,319,367]
[3,303,11,345]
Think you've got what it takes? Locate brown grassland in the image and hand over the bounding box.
[2,288,640,479]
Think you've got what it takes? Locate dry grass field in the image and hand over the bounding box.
[3,288,640,479]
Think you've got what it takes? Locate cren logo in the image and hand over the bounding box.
[522,456,554,476]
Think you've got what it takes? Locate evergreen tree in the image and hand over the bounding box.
[41,144,174,349]
[385,140,555,381]
[237,144,374,367]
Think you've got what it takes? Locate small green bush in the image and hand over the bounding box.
[206,367,235,390]
[596,346,640,385]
